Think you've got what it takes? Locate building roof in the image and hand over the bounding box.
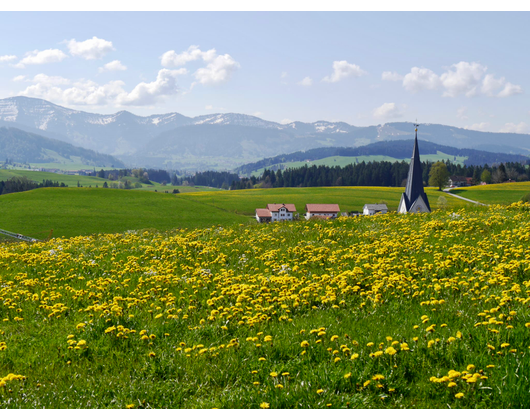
[399,127,431,213]
[305,204,340,213]
[266,203,296,212]
[256,208,272,217]
[364,204,388,211]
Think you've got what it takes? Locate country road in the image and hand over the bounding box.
[443,188,487,206]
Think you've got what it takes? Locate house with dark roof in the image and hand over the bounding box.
[363,204,388,216]
[305,204,340,220]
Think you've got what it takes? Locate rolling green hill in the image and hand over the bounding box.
[0,188,248,239]
[0,186,467,239]
[237,140,528,176]
[0,126,124,168]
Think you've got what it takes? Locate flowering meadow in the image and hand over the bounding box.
[1,203,530,408]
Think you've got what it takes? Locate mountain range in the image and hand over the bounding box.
[1,96,529,171]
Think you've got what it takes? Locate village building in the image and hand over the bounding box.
[398,124,431,214]
[255,204,296,223]
[363,204,388,216]
[449,175,473,187]
[305,204,340,220]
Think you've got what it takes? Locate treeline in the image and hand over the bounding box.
[228,160,530,190]
[0,176,66,195]
[94,168,172,184]
[175,171,241,189]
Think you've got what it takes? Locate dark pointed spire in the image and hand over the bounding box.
[398,123,431,213]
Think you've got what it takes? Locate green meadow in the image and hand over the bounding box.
[0,188,247,240]
[451,182,530,205]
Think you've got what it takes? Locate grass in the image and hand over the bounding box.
[0,188,247,239]
[450,181,530,205]
[0,186,468,239]
[182,186,467,216]
[1,202,530,408]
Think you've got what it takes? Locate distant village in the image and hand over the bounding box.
[256,124,432,223]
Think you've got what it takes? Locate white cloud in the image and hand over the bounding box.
[281,71,288,84]
[0,55,17,63]
[498,82,523,98]
[499,122,529,134]
[14,49,68,68]
[194,54,240,86]
[162,45,240,87]
[382,71,403,81]
[13,75,26,82]
[17,68,186,107]
[281,118,293,125]
[465,122,490,132]
[440,61,486,97]
[297,76,313,87]
[373,102,404,119]
[457,106,468,120]
[205,105,213,110]
[98,60,127,73]
[322,61,366,83]
[67,37,114,60]
[281,71,287,78]
[402,62,522,98]
[252,111,263,117]
[161,45,216,67]
[402,67,441,93]
[119,68,188,106]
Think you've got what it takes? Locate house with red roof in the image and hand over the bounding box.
[305,204,340,220]
[255,203,296,223]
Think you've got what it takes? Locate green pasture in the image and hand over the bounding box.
[181,186,467,216]
[450,182,530,205]
[0,188,247,240]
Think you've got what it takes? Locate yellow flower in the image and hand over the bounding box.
[300,340,309,348]
[260,402,270,409]
[126,404,135,409]
[76,323,85,329]
[455,393,464,399]
[344,372,352,379]
[363,380,371,387]
[350,353,359,360]
[367,342,374,347]
[448,382,457,388]
[148,352,156,357]
[466,364,475,371]
[330,335,339,341]
[500,343,510,348]
[372,374,385,381]
[386,336,393,342]
[316,389,324,394]
[333,357,341,363]
[270,372,278,378]
[456,331,462,339]
[275,384,283,389]
[385,347,397,356]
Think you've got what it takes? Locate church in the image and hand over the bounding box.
[398,124,431,214]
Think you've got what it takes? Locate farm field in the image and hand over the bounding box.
[182,186,467,216]
[0,188,247,239]
[0,186,466,240]
[1,203,530,408]
[451,182,530,205]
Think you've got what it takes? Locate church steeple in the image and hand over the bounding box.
[398,123,431,214]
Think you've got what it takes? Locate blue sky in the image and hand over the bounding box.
[0,11,529,134]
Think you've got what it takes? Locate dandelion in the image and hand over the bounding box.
[270,372,278,378]
[455,393,464,399]
[344,372,352,379]
[448,382,457,388]
[372,374,385,381]
[363,380,371,387]
[316,389,324,394]
[385,347,397,355]
[466,364,475,371]
[501,343,510,348]
[351,353,359,360]
[300,340,309,348]
[331,335,339,341]
[260,402,270,409]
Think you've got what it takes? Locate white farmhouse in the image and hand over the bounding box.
[363,204,388,216]
[305,204,340,220]
[255,204,296,223]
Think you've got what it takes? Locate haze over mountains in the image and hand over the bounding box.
[1,96,529,171]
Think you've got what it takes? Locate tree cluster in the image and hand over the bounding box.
[224,160,530,190]
[0,176,66,195]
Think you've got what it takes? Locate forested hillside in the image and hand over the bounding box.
[0,127,124,167]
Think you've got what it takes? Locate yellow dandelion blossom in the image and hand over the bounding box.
[455,393,464,399]
[344,372,352,379]
[260,402,270,409]
[385,347,397,356]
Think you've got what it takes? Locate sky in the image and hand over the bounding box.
[0,9,529,134]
